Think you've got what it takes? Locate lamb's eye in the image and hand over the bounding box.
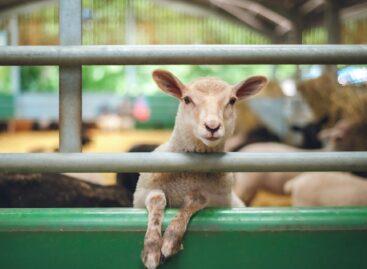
[183,96,192,104]
[228,97,237,106]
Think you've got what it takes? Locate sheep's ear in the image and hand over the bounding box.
[318,121,350,142]
[318,128,344,142]
[152,69,185,99]
[234,76,267,100]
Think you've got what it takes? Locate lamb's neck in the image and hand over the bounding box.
[168,123,225,153]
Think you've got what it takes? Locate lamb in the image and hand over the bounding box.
[133,69,267,269]
[284,172,367,206]
[233,119,367,205]
[233,142,300,205]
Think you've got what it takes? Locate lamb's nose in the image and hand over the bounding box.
[205,122,221,134]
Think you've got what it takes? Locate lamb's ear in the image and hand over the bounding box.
[234,76,268,100]
[318,120,350,142]
[318,128,344,142]
[152,69,185,99]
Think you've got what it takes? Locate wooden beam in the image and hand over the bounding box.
[214,0,293,35]
[341,2,367,20]
[210,0,270,34]
[250,0,291,20]
[153,0,275,39]
[301,0,324,14]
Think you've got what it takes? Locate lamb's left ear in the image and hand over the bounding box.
[234,76,268,99]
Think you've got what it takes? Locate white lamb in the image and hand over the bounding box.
[284,172,367,206]
[234,119,367,205]
[133,69,267,269]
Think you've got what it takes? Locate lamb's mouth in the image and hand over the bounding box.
[206,136,219,141]
[199,134,222,146]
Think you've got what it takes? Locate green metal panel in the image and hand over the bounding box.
[0,208,366,269]
[136,95,178,129]
[0,93,14,120]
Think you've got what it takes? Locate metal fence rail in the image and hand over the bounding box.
[0,152,366,173]
[0,45,367,65]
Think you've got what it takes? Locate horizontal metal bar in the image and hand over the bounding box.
[0,152,366,173]
[0,45,366,65]
[1,208,366,232]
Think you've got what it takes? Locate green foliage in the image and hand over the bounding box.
[0,67,11,93]
[20,67,58,92]
[82,66,125,93]
[18,64,297,94]
[303,26,327,44]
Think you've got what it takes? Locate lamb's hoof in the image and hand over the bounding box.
[161,237,183,258]
[141,241,162,269]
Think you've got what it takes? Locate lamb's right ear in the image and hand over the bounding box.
[152,69,185,99]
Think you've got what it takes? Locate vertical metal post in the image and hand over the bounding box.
[59,0,82,152]
[9,15,21,96]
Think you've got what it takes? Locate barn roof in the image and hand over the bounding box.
[153,0,367,40]
[1,0,367,41]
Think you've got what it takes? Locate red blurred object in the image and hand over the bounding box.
[133,96,151,122]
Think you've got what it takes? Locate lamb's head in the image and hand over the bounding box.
[153,69,267,148]
[319,119,367,151]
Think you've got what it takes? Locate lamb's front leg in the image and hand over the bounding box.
[161,191,208,258]
[142,190,166,269]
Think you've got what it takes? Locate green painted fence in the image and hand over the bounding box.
[0,94,14,120]
[0,208,366,269]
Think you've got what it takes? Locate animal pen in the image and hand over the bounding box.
[0,0,367,268]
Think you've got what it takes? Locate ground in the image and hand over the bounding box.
[0,129,291,206]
